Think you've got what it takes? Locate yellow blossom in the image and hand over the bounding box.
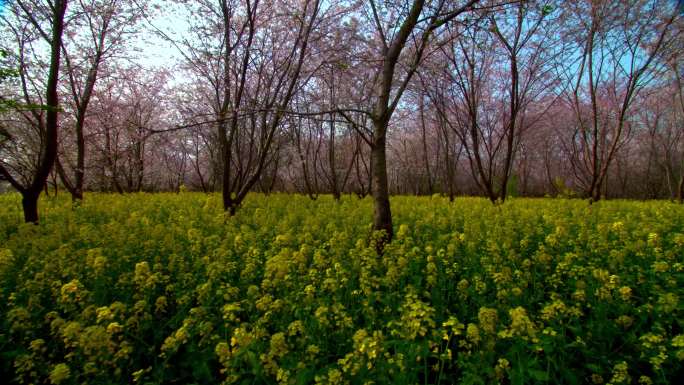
[495,358,510,380]
[106,322,123,334]
[49,363,70,385]
[499,307,537,340]
[59,279,84,303]
[618,286,632,301]
[672,334,684,348]
[466,323,480,344]
[269,332,288,358]
[478,307,498,334]
[327,368,343,384]
[615,315,633,329]
[652,261,669,273]
[540,300,567,321]
[607,361,630,385]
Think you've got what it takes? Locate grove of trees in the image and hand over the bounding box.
[1,0,682,241]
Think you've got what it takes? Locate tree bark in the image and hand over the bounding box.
[22,191,40,223]
[370,124,393,241]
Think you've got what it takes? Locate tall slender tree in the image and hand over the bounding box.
[338,0,482,245]
[0,0,69,222]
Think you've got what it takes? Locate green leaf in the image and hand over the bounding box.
[529,369,550,381]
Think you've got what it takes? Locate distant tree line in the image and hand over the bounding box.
[0,0,682,244]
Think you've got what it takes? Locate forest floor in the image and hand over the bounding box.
[1,193,683,384]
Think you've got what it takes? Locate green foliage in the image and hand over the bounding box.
[553,177,576,199]
[0,193,683,384]
[0,49,17,78]
[541,4,554,17]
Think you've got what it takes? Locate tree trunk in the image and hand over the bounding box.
[590,183,602,203]
[497,20,521,203]
[330,126,341,200]
[370,120,393,242]
[228,202,237,216]
[267,156,279,194]
[678,175,684,204]
[21,190,40,224]
[72,112,85,200]
[329,69,340,201]
[419,95,433,195]
[436,100,455,201]
[445,142,454,202]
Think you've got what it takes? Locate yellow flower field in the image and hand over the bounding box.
[0,193,682,384]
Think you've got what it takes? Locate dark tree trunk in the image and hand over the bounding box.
[135,134,145,192]
[329,69,340,201]
[22,191,40,223]
[330,123,341,200]
[370,120,393,242]
[51,171,59,196]
[590,184,602,203]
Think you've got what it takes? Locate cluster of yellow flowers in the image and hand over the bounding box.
[391,289,436,340]
[498,307,538,341]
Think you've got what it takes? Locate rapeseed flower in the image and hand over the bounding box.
[49,363,70,385]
